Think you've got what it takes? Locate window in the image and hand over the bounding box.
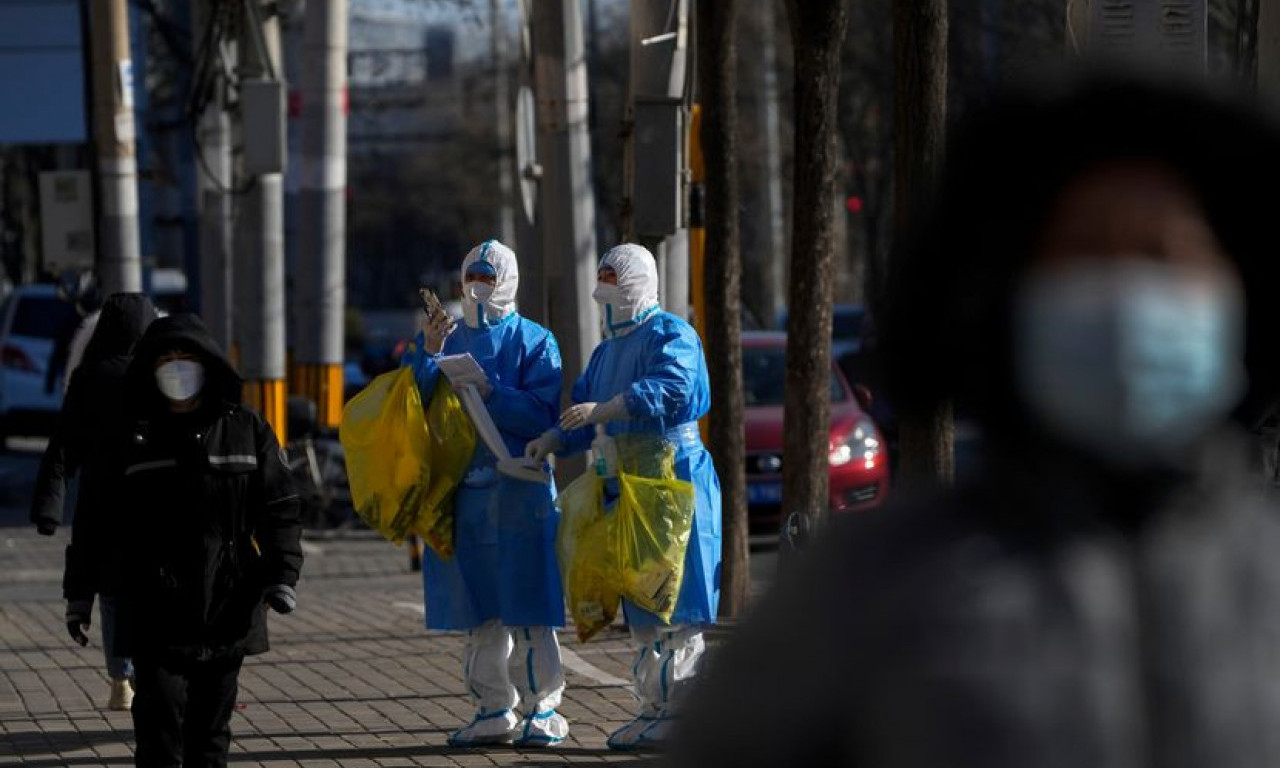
[12,296,78,339]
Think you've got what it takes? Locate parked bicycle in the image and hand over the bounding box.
[285,397,356,530]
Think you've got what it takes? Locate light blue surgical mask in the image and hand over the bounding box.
[1014,259,1245,468]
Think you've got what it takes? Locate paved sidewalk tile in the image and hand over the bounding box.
[1,529,667,767]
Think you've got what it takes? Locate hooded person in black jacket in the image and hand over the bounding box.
[95,314,303,768]
[32,292,159,710]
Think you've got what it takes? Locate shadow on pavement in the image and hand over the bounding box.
[6,732,654,767]
[241,692,464,706]
[5,728,133,754]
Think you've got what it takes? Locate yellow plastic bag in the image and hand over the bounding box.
[614,470,695,619]
[556,472,620,642]
[555,436,696,641]
[339,367,475,557]
[415,380,477,554]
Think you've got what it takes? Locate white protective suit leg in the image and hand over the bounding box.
[449,620,519,747]
[607,624,706,751]
[509,626,569,747]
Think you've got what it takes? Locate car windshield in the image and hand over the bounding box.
[743,346,846,406]
[13,296,78,339]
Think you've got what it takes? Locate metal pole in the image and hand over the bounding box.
[295,0,347,431]
[492,0,516,246]
[513,0,544,324]
[238,3,288,441]
[532,0,599,479]
[88,0,143,294]
[196,0,233,350]
[628,0,691,318]
[197,98,233,350]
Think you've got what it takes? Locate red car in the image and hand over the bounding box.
[742,331,889,533]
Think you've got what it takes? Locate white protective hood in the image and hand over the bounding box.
[594,243,661,338]
[460,240,519,329]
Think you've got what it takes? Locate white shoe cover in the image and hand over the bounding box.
[607,715,660,751]
[512,709,568,747]
[447,708,517,747]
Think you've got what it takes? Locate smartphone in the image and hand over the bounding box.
[418,288,444,321]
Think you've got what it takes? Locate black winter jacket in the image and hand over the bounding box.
[100,314,303,659]
[30,293,158,600]
[671,434,1280,768]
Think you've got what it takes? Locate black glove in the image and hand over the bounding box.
[66,599,93,646]
[263,584,296,615]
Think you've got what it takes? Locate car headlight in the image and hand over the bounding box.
[829,415,881,468]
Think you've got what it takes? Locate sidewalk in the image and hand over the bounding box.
[0,528,662,767]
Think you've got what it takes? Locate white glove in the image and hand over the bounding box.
[559,394,629,431]
[422,310,456,354]
[524,430,563,463]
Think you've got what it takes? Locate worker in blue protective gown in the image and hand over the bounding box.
[524,243,723,752]
[400,240,569,748]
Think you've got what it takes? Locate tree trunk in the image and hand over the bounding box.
[782,0,848,537]
[1238,0,1261,87]
[698,0,749,618]
[893,0,954,490]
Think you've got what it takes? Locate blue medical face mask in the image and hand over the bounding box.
[1014,259,1246,468]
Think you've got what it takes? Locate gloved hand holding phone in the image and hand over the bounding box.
[419,289,456,354]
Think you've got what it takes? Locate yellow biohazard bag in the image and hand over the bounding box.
[555,471,619,641]
[339,367,475,557]
[556,435,696,642]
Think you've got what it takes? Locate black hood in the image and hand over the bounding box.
[125,314,243,413]
[80,293,159,364]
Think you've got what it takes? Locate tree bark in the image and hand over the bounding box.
[893,0,954,490]
[698,0,749,618]
[782,0,848,536]
[1238,0,1261,87]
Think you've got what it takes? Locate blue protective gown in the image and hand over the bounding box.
[558,311,722,626]
[401,312,565,630]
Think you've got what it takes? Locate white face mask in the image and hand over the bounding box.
[155,360,205,402]
[1014,259,1245,468]
[593,282,657,338]
[466,281,496,304]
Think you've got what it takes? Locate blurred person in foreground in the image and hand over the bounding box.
[669,76,1280,767]
[34,293,159,711]
[97,315,303,768]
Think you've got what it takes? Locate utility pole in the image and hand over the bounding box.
[237,1,288,441]
[627,0,691,318]
[532,0,599,479]
[295,0,348,432]
[88,0,143,295]
[195,0,234,351]
[513,0,544,324]
[492,0,516,247]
